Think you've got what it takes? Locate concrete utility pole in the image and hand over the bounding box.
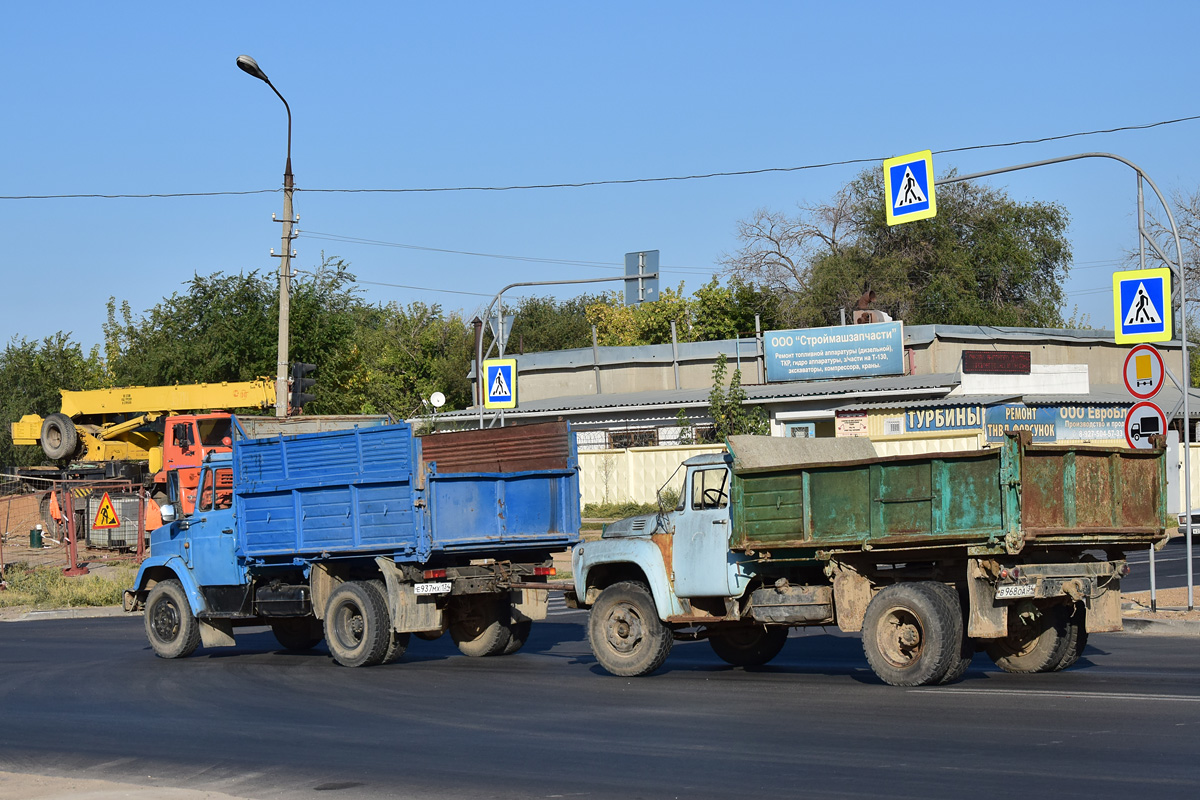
[237,55,296,418]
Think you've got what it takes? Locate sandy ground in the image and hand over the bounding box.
[0,771,255,800]
[1122,586,1200,620]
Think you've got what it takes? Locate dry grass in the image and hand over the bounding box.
[0,562,138,609]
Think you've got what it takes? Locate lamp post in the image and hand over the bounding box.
[236,55,295,418]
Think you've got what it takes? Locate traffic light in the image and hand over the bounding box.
[290,362,316,411]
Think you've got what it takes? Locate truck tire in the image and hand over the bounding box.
[927,582,973,684]
[502,620,532,655]
[324,581,391,667]
[985,601,1073,674]
[363,580,409,665]
[270,617,324,651]
[587,581,672,677]
[862,582,964,687]
[449,595,512,657]
[40,413,78,461]
[144,579,201,659]
[708,625,789,667]
[1052,604,1088,671]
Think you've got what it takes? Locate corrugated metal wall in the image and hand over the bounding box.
[579,445,725,506]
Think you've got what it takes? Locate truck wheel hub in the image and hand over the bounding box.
[605,605,644,654]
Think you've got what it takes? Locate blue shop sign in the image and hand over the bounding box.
[905,405,985,433]
[765,322,904,382]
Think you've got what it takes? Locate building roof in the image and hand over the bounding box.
[440,372,961,420]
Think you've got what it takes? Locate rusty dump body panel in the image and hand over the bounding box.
[728,432,1166,554]
[420,421,573,474]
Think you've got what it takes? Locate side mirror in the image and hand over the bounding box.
[160,504,177,523]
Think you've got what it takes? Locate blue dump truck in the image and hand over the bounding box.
[571,433,1166,686]
[124,419,580,667]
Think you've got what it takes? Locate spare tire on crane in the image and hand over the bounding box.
[40,413,79,460]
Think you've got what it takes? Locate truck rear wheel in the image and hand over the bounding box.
[502,620,532,655]
[325,581,391,667]
[708,625,788,667]
[987,601,1073,674]
[1052,604,1088,671]
[40,413,78,461]
[450,595,512,657]
[927,582,972,684]
[270,617,324,651]
[588,581,672,677]
[862,582,964,687]
[145,579,201,659]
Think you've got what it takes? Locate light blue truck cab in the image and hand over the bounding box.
[126,419,581,667]
[570,434,1164,686]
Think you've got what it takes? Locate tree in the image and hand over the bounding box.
[721,168,1072,328]
[0,333,106,466]
[707,354,768,440]
[505,294,600,353]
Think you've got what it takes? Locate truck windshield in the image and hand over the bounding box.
[691,468,729,510]
[198,418,233,447]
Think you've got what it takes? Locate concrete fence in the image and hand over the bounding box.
[579,445,726,507]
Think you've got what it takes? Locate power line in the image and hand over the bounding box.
[4,113,1199,201]
[299,229,718,275]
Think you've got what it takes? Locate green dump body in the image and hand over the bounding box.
[729,433,1167,555]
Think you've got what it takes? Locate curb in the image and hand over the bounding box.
[1120,616,1200,636]
[0,606,134,623]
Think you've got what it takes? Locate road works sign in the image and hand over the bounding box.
[93,492,121,529]
[483,358,517,409]
[1124,401,1166,449]
[1113,267,1172,344]
[1123,344,1165,400]
[883,150,936,226]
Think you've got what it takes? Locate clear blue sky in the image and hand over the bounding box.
[3,2,1198,351]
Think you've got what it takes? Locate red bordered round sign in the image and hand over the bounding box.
[1122,344,1165,400]
[1124,401,1166,449]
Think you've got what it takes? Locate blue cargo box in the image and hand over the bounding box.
[231,419,580,562]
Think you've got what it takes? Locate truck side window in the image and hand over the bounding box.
[691,468,729,510]
[199,468,234,511]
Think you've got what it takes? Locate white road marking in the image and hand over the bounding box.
[912,687,1200,703]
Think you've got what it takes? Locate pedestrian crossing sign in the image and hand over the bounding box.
[1113,267,1172,344]
[483,358,517,409]
[883,149,936,226]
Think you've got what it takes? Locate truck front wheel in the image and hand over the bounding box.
[588,581,672,677]
[144,579,201,659]
[986,601,1073,674]
[862,582,964,687]
[450,595,512,657]
[324,581,391,667]
[708,625,788,667]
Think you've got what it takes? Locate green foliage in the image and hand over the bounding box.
[707,354,768,440]
[586,278,780,347]
[582,501,658,519]
[723,168,1072,328]
[0,333,106,466]
[506,294,600,353]
[0,562,138,608]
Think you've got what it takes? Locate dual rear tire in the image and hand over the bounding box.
[862,582,966,687]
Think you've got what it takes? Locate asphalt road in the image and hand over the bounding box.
[1124,536,1199,593]
[2,602,1199,800]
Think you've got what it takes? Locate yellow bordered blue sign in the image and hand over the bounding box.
[883,150,936,226]
[483,358,517,409]
[1113,267,1172,344]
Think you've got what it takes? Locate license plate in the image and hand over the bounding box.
[414,581,452,595]
[995,583,1036,599]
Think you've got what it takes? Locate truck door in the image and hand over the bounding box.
[184,465,243,588]
[672,466,736,598]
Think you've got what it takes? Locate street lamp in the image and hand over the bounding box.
[237,54,295,418]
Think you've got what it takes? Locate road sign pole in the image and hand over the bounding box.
[940,152,1193,610]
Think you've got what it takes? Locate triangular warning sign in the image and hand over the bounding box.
[93,492,121,529]
[1123,282,1163,326]
[893,166,927,208]
[489,368,511,399]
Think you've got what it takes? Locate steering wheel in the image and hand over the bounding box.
[703,488,727,507]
